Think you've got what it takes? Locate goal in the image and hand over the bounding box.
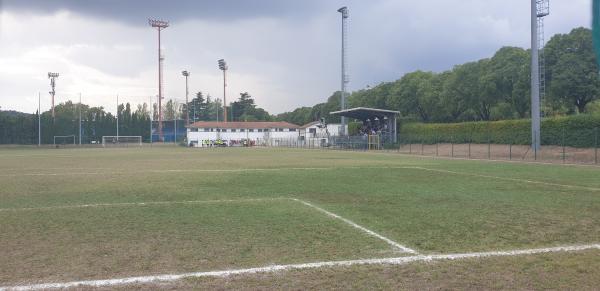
[102,136,142,147]
[54,135,76,146]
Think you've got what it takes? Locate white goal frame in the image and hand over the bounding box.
[102,136,143,147]
[53,135,76,146]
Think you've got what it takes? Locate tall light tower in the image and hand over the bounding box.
[182,70,190,127]
[149,18,169,141]
[48,72,59,119]
[218,59,228,123]
[338,6,349,135]
[531,0,549,151]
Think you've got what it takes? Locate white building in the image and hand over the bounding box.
[300,121,347,139]
[187,121,300,147]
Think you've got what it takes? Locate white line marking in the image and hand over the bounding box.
[398,166,600,192]
[291,198,418,254]
[0,198,288,212]
[0,197,419,255]
[392,151,600,169]
[0,166,425,177]
[2,244,598,291]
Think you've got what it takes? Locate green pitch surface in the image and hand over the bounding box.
[0,147,599,288]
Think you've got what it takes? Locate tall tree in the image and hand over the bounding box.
[546,27,600,113]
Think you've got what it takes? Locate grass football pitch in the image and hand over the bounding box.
[0,147,599,290]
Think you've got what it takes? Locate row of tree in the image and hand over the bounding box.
[2,27,599,144]
[277,27,600,125]
[0,91,272,144]
[184,91,272,122]
[0,101,152,144]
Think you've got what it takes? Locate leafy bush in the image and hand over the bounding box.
[400,115,600,148]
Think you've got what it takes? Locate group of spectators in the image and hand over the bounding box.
[359,119,389,136]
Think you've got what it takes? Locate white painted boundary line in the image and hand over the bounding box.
[2,165,596,193]
[291,198,418,254]
[397,166,600,192]
[0,167,338,177]
[2,244,598,291]
[0,197,417,255]
[0,165,433,177]
[0,198,288,212]
[391,151,600,169]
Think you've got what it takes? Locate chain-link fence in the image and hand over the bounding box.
[261,128,599,166]
[395,127,599,165]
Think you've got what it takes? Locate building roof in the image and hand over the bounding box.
[300,121,345,129]
[329,107,400,121]
[188,121,300,129]
[300,121,321,129]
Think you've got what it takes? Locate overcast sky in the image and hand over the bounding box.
[0,0,592,114]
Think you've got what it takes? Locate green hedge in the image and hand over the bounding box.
[400,115,600,148]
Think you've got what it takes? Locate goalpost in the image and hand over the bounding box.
[53,135,76,146]
[102,136,143,147]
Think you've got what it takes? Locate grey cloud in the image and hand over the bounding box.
[1,0,324,24]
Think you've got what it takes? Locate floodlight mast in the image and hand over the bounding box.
[149,18,169,141]
[48,72,59,119]
[218,59,228,122]
[182,70,190,127]
[338,7,349,136]
[531,0,549,151]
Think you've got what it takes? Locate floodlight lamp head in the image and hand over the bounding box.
[338,6,349,18]
[182,70,189,77]
[48,72,59,78]
[218,59,228,70]
[148,18,169,28]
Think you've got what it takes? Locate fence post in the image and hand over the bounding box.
[421,138,424,155]
[488,133,491,160]
[509,142,512,160]
[562,127,566,164]
[595,127,598,165]
[409,137,412,154]
[451,135,454,158]
[468,141,471,159]
[435,135,439,156]
[534,134,538,161]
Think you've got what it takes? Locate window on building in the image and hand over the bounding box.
[249,129,254,132]
[191,128,198,132]
[278,128,284,132]
[309,128,316,134]
[216,128,221,132]
[204,128,210,132]
[258,129,263,132]
[231,129,236,132]
[289,128,297,132]
[240,129,245,132]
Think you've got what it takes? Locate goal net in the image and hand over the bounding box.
[102,136,142,147]
[54,135,76,146]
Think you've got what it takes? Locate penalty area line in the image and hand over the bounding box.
[0,198,289,212]
[291,198,418,254]
[2,244,598,291]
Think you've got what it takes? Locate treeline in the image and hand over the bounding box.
[278,27,600,125]
[185,92,272,122]
[0,91,272,144]
[0,101,151,144]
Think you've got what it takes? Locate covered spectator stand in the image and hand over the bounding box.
[330,107,400,144]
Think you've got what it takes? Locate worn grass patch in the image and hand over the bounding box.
[0,199,398,284]
[0,147,599,288]
[102,249,600,291]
